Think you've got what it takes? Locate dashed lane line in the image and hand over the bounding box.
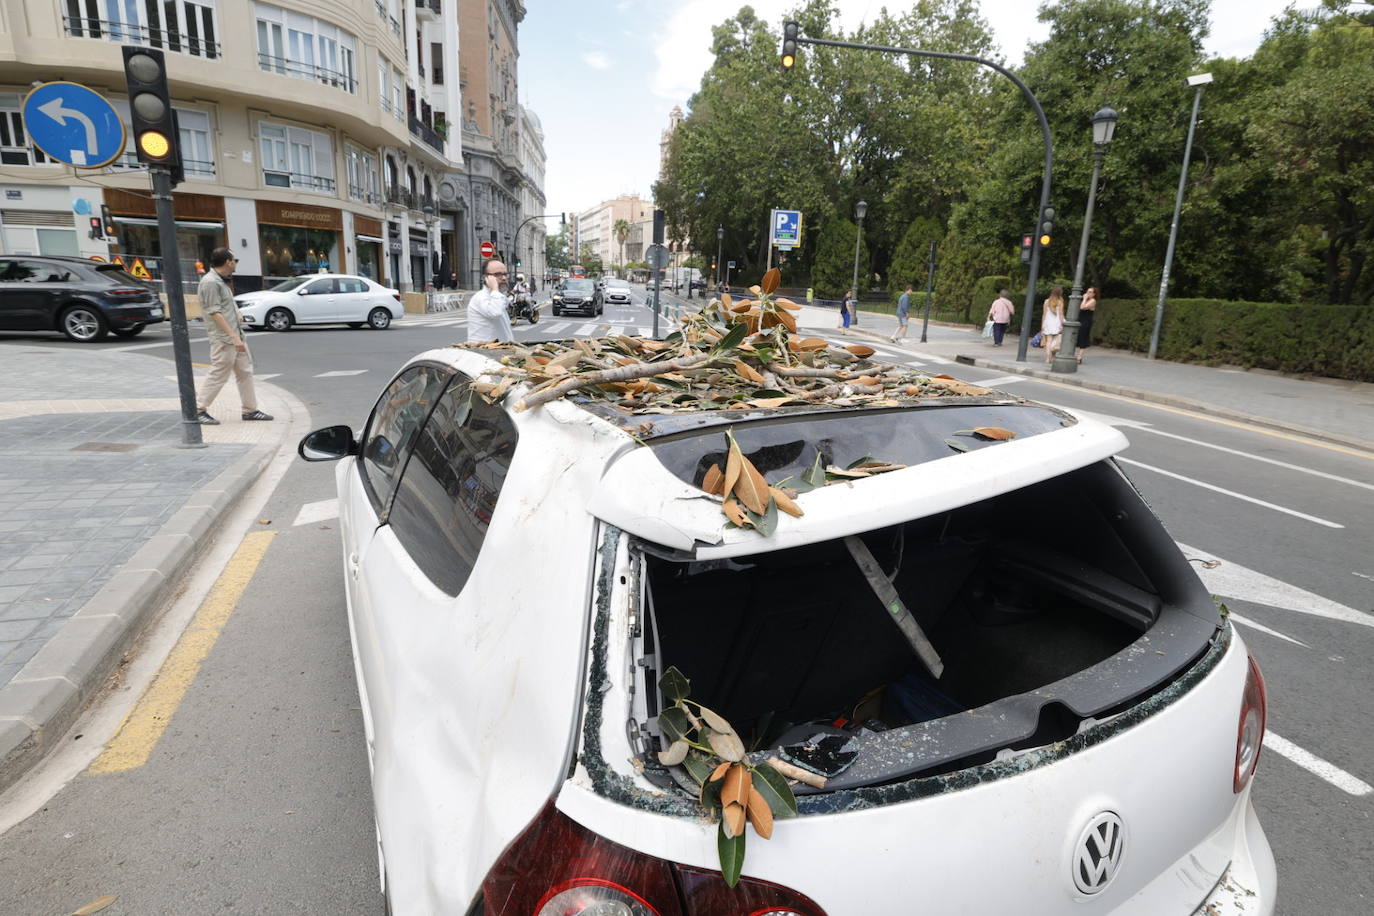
[1265,732,1372,797]
[314,370,369,377]
[1118,457,1344,529]
[90,530,277,774]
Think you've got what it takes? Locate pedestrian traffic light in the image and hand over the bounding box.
[781,21,799,70]
[88,216,104,240]
[1020,233,1033,264]
[1038,207,1055,248]
[121,47,180,171]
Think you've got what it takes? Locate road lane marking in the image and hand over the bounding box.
[1226,612,1310,648]
[292,497,339,526]
[314,369,368,377]
[106,338,204,352]
[1265,732,1372,796]
[976,374,1030,388]
[1178,542,1374,629]
[574,324,601,337]
[90,530,277,774]
[257,373,281,381]
[1074,411,1374,492]
[1119,458,1344,528]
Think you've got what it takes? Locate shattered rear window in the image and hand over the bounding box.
[647,404,1073,489]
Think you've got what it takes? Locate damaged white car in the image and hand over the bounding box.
[299,335,1276,916]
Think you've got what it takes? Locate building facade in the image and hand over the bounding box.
[515,103,546,285]
[0,0,463,292]
[574,194,649,275]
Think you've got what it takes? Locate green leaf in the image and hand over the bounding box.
[801,450,827,489]
[749,389,788,398]
[700,769,724,810]
[717,821,747,888]
[750,762,799,819]
[846,455,880,469]
[744,498,779,537]
[663,331,683,345]
[659,666,691,702]
[683,752,714,786]
[945,437,972,453]
[712,322,748,355]
[658,706,693,743]
[452,391,474,428]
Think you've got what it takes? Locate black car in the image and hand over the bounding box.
[551,278,602,317]
[0,255,165,341]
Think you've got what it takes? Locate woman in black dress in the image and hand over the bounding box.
[1077,286,1098,364]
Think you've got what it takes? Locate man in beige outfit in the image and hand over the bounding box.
[196,247,273,424]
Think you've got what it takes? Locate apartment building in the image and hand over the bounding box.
[0,0,462,291]
[515,103,545,284]
[574,194,649,274]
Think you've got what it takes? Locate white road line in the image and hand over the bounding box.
[256,373,281,381]
[314,369,369,377]
[542,321,574,335]
[1178,542,1374,629]
[574,323,601,337]
[1265,732,1372,796]
[1119,458,1344,528]
[975,374,1030,388]
[292,498,339,527]
[107,337,207,352]
[1226,612,1310,648]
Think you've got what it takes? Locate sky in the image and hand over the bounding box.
[518,0,1303,224]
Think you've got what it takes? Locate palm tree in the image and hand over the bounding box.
[613,219,631,277]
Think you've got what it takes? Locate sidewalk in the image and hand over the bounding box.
[655,289,1374,454]
[0,346,296,793]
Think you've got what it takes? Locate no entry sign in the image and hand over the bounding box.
[480,240,496,258]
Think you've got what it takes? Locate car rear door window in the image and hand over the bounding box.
[337,277,367,294]
[388,379,519,596]
[360,365,450,515]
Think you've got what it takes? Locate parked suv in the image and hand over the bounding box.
[0,256,165,341]
[299,340,1275,915]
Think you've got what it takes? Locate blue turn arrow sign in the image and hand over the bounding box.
[21,82,126,169]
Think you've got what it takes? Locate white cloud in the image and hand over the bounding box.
[582,51,613,71]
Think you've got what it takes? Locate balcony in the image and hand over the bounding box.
[258,55,357,94]
[64,16,220,59]
[385,185,415,210]
[409,117,444,152]
[415,0,440,21]
[349,185,383,207]
[265,171,336,194]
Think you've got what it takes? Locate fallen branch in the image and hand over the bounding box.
[774,366,850,380]
[801,383,884,401]
[766,756,827,789]
[517,352,720,411]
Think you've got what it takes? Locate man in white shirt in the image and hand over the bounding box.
[467,259,514,342]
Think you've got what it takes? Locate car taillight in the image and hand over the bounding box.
[1234,653,1267,793]
[483,803,826,916]
[392,292,402,302]
[108,287,146,297]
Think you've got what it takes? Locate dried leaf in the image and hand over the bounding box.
[769,487,804,518]
[723,434,743,500]
[726,431,770,515]
[745,786,774,839]
[718,822,746,886]
[71,896,119,916]
[749,284,762,295]
[710,761,732,782]
[708,728,747,762]
[722,800,747,837]
[722,499,751,527]
[825,466,871,479]
[658,738,690,766]
[761,267,781,294]
[795,337,829,351]
[548,348,582,370]
[720,293,733,311]
[721,762,752,808]
[777,309,798,334]
[774,297,801,310]
[702,464,725,496]
[972,426,1016,440]
[747,396,796,409]
[844,344,876,358]
[734,360,766,384]
[699,705,733,734]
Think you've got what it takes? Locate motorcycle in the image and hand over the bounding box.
[509,290,539,324]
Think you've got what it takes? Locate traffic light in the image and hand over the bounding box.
[88,217,104,240]
[101,204,117,240]
[781,21,799,70]
[1038,206,1055,248]
[1020,233,1033,264]
[121,46,181,173]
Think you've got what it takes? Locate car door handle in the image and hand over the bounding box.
[348,553,360,577]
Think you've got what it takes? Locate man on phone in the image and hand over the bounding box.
[467,259,514,342]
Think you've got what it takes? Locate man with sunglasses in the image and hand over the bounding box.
[467,258,514,343]
[195,247,272,423]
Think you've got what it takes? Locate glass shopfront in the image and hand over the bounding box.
[259,224,340,280]
[355,237,382,281]
[110,219,224,283]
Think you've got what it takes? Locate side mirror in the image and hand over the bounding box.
[297,287,310,295]
[298,425,357,461]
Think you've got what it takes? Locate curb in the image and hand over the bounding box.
[0,440,277,794]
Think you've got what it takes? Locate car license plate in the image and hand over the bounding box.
[151,308,164,318]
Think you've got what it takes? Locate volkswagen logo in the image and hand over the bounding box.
[1072,811,1126,895]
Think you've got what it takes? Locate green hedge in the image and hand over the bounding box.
[1094,298,1374,381]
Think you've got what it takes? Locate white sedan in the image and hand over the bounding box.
[603,278,634,304]
[236,274,403,331]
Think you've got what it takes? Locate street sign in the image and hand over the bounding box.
[480,240,496,258]
[728,260,736,268]
[129,258,152,280]
[647,243,669,269]
[770,209,802,249]
[21,82,126,168]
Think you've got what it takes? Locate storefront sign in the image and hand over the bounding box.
[388,237,403,254]
[410,238,430,256]
[255,200,342,231]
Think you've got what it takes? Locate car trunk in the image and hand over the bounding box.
[634,460,1221,790]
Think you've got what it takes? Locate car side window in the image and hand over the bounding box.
[359,365,449,515]
[338,277,366,294]
[7,261,45,282]
[388,378,519,596]
[304,278,336,295]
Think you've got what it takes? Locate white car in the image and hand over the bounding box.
[298,341,1275,916]
[235,273,403,331]
[603,278,634,304]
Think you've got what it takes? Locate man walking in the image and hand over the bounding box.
[893,284,912,343]
[196,248,272,424]
[467,258,514,342]
[987,288,1015,347]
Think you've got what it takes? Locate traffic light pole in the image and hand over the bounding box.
[150,165,204,447]
[785,30,1053,361]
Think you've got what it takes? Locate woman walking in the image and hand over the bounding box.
[1041,286,1065,365]
[1076,286,1098,364]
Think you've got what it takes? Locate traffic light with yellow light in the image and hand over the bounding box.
[1038,206,1055,248]
[101,204,117,240]
[121,46,181,179]
[781,21,799,70]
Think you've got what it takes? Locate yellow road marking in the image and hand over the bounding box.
[1018,373,1374,461]
[192,362,210,368]
[91,530,276,774]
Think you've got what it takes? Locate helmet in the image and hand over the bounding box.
[516,273,525,281]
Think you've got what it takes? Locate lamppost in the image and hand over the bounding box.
[1150,72,1212,360]
[716,226,724,290]
[422,204,437,291]
[1053,106,1118,374]
[850,200,867,325]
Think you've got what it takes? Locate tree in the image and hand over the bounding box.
[613,219,631,274]
[812,219,868,299]
[577,243,604,276]
[545,227,571,271]
[888,216,943,302]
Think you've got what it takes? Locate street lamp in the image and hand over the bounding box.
[422,204,437,291]
[1150,72,1212,360]
[1053,106,1118,374]
[716,226,724,290]
[851,200,867,326]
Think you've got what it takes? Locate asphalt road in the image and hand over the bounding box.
[0,288,1370,913]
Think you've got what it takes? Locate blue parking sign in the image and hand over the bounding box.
[770,209,802,248]
[21,82,126,169]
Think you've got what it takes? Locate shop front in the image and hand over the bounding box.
[256,200,343,283]
[387,224,402,289]
[409,236,431,292]
[103,189,225,290]
[354,215,384,284]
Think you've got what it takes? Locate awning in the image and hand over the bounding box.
[356,234,385,243]
[113,217,224,230]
